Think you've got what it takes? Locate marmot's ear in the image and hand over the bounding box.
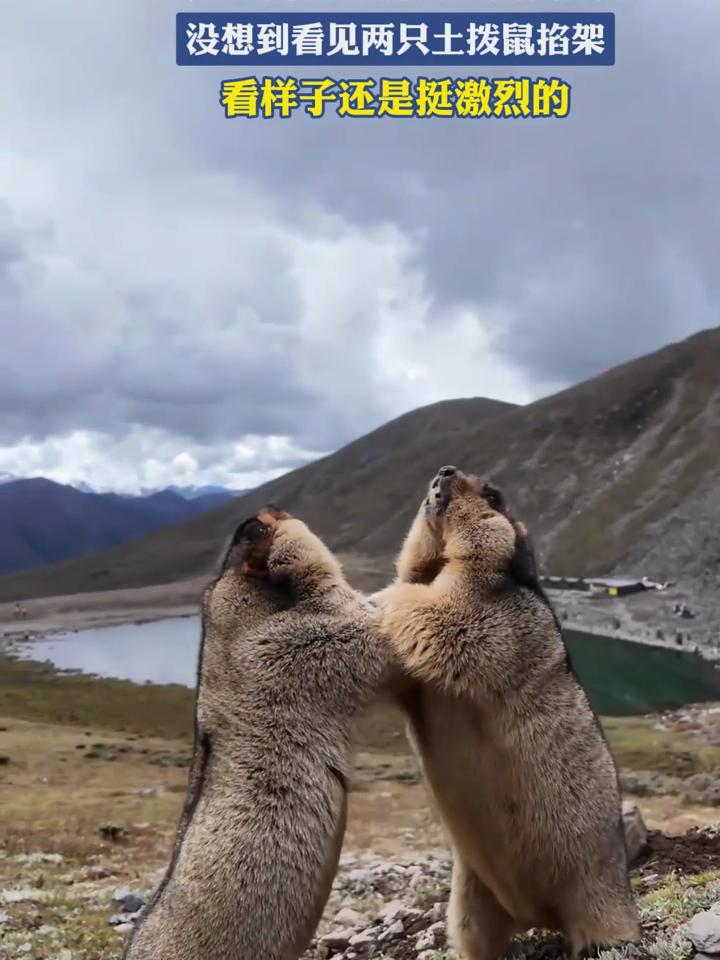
[509,521,539,589]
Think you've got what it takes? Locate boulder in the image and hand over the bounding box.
[111,887,146,913]
[622,801,648,862]
[683,904,720,954]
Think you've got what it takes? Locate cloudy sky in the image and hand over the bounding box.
[0,0,717,492]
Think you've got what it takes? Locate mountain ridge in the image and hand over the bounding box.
[0,327,717,601]
[0,479,237,576]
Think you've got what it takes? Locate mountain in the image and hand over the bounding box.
[73,481,96,494]
[0,326,718,601]
[0,480,237,576]
[0,398,512,596]
[166,484,244,506]
[69,481,238,505]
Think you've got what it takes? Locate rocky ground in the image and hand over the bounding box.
[2,653,720,959]
[303,828,720,960]
[2,825,719,960]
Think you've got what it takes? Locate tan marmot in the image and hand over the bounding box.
[377,467,639,959]
[124,507,388,960]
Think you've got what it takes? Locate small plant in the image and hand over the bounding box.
[595,944,641,960]
[647,934,693,960]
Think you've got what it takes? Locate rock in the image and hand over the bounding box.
[112,887,146,913]
[683,904,720,954]
[415,920,447,951]
[378,918,404,942]
[99,823,125,842]
[319,927,355,950]
[109,909,143,927]
[426,902,445,922]
[333,907,366,928]
[0,755,10,765]
[687,773,715,792]
[114,922,135,934]
[622,801,648,862]
[349,928,377,944]
[0,909,9,923]
[378,899,407,923]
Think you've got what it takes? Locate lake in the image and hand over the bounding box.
[20,617,720,716]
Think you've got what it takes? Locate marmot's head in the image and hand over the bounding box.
[198,509,346,726]
[201,507,345,662]
[426,467,538,587]
[223,506,343,590]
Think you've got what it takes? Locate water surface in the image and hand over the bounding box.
[21,617,720,716]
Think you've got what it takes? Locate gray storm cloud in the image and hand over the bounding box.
[0,0,717,490]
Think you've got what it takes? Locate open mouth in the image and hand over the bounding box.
[426,468,458,518]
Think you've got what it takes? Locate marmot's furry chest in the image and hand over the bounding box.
[404,684,592,926]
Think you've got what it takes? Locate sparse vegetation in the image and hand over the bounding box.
[1,653,719,959]
[0,655,194,741]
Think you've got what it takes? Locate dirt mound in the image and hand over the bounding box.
[633,826,720,878]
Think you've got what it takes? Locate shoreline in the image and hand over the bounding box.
[548,587,720,664]
[0,577,204,645]
[558,609,713,658]
[0,607,197,643]
[1,579,718,666]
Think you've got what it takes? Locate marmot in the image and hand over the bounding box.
[376,467,639,959]
[124,507,388,960]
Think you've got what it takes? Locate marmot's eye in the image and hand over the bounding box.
[233,518,268,545]
[483,484,505,511]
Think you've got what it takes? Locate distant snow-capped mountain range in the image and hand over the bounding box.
[0,475,243,500]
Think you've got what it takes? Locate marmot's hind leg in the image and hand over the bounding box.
[562,889,639,959]
[448,859,517,960]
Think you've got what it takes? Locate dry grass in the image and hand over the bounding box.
[2,711,719,960]
[1,648,720,959]
[0,656,195,741]
[603,715,720,776]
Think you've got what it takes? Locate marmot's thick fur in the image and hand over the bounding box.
[124,507,388,960]
[377,467,639,959]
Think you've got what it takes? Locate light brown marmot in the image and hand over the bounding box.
[124,507,388,960]
[377,467,639,959]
